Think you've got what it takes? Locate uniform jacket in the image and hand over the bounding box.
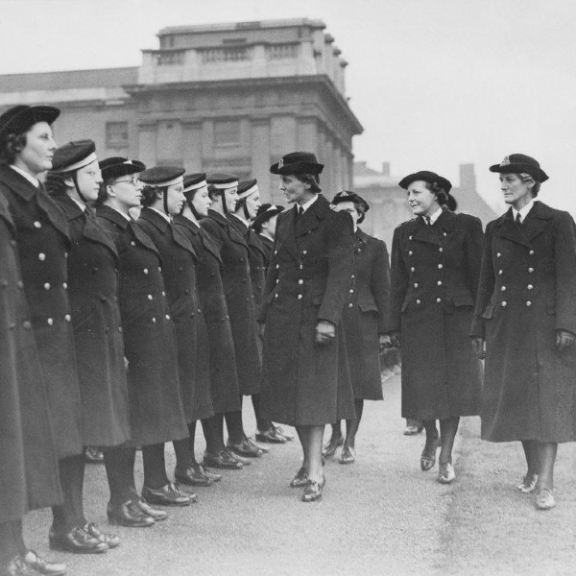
[53,195,130,447]
[0,192,60,519]
[341,228,390,400]
[258,234,274,270]
[200,209,260,395]
[388,207,483,420]
[471,201,576,442]
[0,166,82,459]
[173,214,240,414]
[96,205,187,446]
[138,208,213,422]
[259,194,356,425]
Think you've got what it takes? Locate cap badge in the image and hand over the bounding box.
[500,156,510,166]
[277,159,284,169]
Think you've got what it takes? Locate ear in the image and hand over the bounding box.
[63,176,75,189]
[106,183,116,198]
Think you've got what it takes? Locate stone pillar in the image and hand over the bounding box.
[182,122,202,172]
[137,122,157,168]
[251,118,272,202]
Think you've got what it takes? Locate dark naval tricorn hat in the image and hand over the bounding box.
[0,105,60,140]
[331,190,370,214]
[489,153,549,183]
[51,139,97,173]
[251,203,285,230]
[99,157,146,181]
[207,173,239,189]
[139,166,185,188]
[270,152,324,176]
[398,171,452,193]
[237,179,259,199]
[183,173,207,195]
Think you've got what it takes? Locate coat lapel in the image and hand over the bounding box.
[275,206,299,260]
[495,209,532,249]
[407,216,442,246]
[140,208,197,260]
[522,201,553,242]
[210,210,247,248]
[295,195,329,238]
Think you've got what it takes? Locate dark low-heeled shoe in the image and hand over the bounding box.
[23,550,66,576]
[302,477,326,502]
[198,464,222,482]
[107,500,155,527]
[142,483,192,507]
[175,466,212,487]
[255,427,287,444]
[420,437,439,471]
[135,498,168,521]
[49,526,108,554]
[289,466,308,488]
[339,446,356,464]
[273,425,294,441]
[82,523,120,549]
[322,435,343,458]
[203,450,243,470]
[226,439,263,458]
[403,425,423,436]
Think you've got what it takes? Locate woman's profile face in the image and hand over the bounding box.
[75,159,102,203]
[192,186,212,217]
[499,173,532,207]
[280,174,308,204]
[109,174,142,210]
[407,180,438,217]
[18,121,57,175]
[166,181,185,216]
[245,190,261,219]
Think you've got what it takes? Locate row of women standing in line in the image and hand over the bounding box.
[0,103,296,576]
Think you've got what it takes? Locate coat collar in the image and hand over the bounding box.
[295,193,330,238]
[139,207,170,233]
[96,204,130,230]
[0,165,37,201]
[173,214,200,236]
[174,214,222,264]
[495,201,552,247]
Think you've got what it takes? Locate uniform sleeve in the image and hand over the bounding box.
[553,211,576,335]
[384,226,408,333]
[317,210,355,325]
[470,221,496,339]
[372,239,391,334]
[258,218,281,324]
[462,215,484,300]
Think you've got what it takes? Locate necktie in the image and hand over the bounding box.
[424,216,432,226]
[515,213,522,225]
[297,206,304,219]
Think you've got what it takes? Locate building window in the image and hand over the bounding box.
[214,120,240,147]
[106,122,129,149]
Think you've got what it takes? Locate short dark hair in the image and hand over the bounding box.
[519,173,541,197]
[45,171,74,197]
[293,173,321,193]
[424,181,449,206]
[0,132,27,166]
[207,184,223,201]
[141,185,166,207]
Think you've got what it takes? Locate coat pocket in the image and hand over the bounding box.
[452,294,474,308]
[359,302,378,313]
[481,303,494,320]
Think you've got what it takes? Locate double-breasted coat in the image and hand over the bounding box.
[0,192,60,520]
[388,207,483,421]
[470,201,576,442]
[53,194,130,447]
[259,194,356,426]
[0,166,82,459]
[138,208,213,423]
[96,205,188,446]
[258,234,274,270]
[173,214,241,414]
[200,210,260,396]
[342,228,390,401]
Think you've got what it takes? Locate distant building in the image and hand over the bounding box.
[0,19,362,204]
[354,161,498,247]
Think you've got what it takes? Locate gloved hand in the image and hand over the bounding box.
[471,337,486,360]
[315,320,336,345]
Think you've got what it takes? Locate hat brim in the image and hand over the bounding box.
[101,160,146,181]
[251,207,284,230]
[0,105,60,138]
[398,173,452,192]
[489,163,549,182]
[270,161,324,175]
[331,193,370,213]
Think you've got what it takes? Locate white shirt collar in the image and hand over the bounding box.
[149,207,172,223]
[427,206,443,225]
[512,199,534,223]
[298,193,319,214]
[259,231,274,242]
[70,197,87,212]
[10,165,39,188]
[231,213,249,228]
[183,211,199,226]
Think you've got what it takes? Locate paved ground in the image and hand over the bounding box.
[24,373,576,576]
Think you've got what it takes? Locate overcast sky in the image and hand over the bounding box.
[0,0,574,214]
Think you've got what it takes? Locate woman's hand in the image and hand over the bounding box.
[315,320,336,345]
[471,337,486,360]
[389,331,401,349]
[556,329,576,351]
[379,334,392,351]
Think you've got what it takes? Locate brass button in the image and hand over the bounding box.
[33,221,41,228]
[144,268,148,274]
[528,268,534,273]
[437,281,442,286]
[38,253,46,261]
[298,279,303,285]
[527,284,533,290]
[65,314,71,322]
[23,320,32,329]
[501,286,506,292]
[501,301,507,307]
[437,264,443,269]
[439,247,443,252]
[408,251,413,256]
[148,294,153,300]
[44,283,50,290]
[47,318,53,326]
[526,301,532,307]
[410,267,415,272]
[529,250,534,255]
[416,299,421,304]
[297,295,303,300]
[498,270,503,275]
[414,283,419,288]
[152,317,157,323]
[436,297,441,303]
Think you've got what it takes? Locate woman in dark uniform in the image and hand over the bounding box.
[0,105,111,555]
[324,191,391,464]
[96,157,192,513]
[471,154,576,510]
[137,166,217,487]
[200,173,264,461]
[259,152,356,502]
[388,171,483,484]
[252,203,284,268]
[175,173,243,471]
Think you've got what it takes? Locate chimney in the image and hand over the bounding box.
[381,162,390,176]
[459,163,476,192]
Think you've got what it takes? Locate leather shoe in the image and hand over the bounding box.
[134,498,168,521]
[517,473,538,494]
[339,446,356,464]
[535,488,556,510]
[403,425,423,436]
[175,466,212,487]
[289,466,308,488]
[82,523,120,549]
[203,450,243,470]
[437,462,456,484]
[273,425,294,441]
[198,464,222,482]
[23,551,66,576]
[3,555,33,576]
[322,434,343,458]
[302,477,326,502]
[142,483,191,507]
[107,500,155,527]
[226,438,264,458]
[420,436,439,471]
[225,449,252,465]
[255,427,287,444]
[84,446,104,463]
[49,526,108,554]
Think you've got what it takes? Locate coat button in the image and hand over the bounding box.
[65,252,68,259]
[439,247,443,252]
[410,267,415,272]
[529,250,534,255]
[143,268,148,274]
[527,284,533,290]
[408,251,413,256]
[437,280,442,286]
[65,314,71,321]
[17,281,23,289]
[501,301,507,307]
[348,302,353,307]
[436,297,441,303]
[276,264,280,269]
[528,268,534,273]
[498,270,503,275]
[47,318,53,326]
[240,258,244,262]
[131,241,136,246]
[275,294,279,299]
[23,320,32,329]
[437,264,443,269]
[416,299,421,304]
[526,301,532,307]
[351,275,355,279]
[93,267,99,273]
[10,240,16,247]
[162,291,166,296]
[148,294,153,300]
[443,232,447,237]
[409,235,413,240]
[44,283,50,290]
[349,289,354,293]
[303,250,307,255]
[298,295,303,300]
[38,253,46,261]
[100,296,106,303]
[63,282,68,289]
[496,252,501,258]
[501,286,506,291]
[165,314,170,320]
[118,327,123,333]
[185,289,190,295]
[33,221,42,228]
[276,279,279,284]
[414,283,419,288]
[152,317,156,323]
[298,279,303,285]
[105,327,110,333]
[158,267,162,272]
[299,265,303,270]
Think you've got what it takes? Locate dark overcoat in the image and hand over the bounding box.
[173,215,241,415]
[96,205,188,446]
[259,195,356,426]
[388,207,483,420]
[342,229,390,401]
[470,202,576,442]
[258,234,274,270]
[138,208,213,423]
[53,195,130,447]
[200,210,261,395]
[0,166,82,459]
[0,193,61,520]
